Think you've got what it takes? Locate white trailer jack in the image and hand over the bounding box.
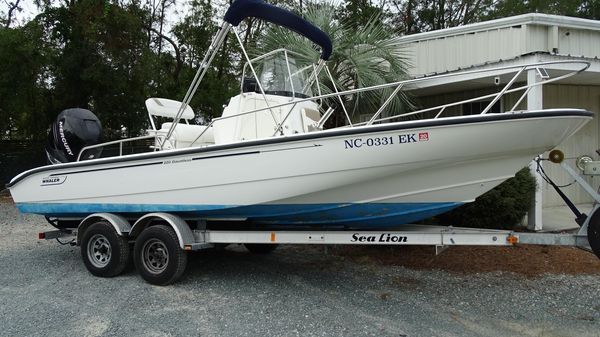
[536,149,600,259]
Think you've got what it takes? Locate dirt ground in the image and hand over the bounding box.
[331,244,600,277]
[0,192,12,203]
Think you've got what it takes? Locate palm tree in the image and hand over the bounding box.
[253,1,413,126]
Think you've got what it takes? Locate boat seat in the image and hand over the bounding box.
[146,98,195,120]
[301,107,321,132]
[159,123,214,148]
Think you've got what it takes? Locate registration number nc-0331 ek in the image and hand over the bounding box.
[343,132,429,149]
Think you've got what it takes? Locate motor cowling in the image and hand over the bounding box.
[46,108,103,164]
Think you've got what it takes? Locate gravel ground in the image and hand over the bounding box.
[1,200,599,337]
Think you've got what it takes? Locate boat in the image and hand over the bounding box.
[6,0,593,229]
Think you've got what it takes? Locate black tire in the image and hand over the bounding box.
[587,209,600,260]
[133,225,187,285]
[244,243,278,254]
[80,221,130,277]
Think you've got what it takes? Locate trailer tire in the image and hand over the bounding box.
[80,221,130,277]
[134,225,187,285]
[588,209,600,260]
[244,243,278,254]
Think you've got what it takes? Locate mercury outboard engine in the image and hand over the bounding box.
[46,108,103,164]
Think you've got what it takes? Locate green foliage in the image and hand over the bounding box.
[580,0,600,19]
[390,0,496,34]
[172,0,238,119]
[0,0,239,141]
[0,20,50,139]
[40,1,157,138]
[482,0,598,20]
[390,0,600,35]
[337,0,387,29]
[435,168,537,229]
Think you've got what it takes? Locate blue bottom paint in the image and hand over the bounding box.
[16,202,464,227]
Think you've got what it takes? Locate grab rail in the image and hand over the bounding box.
[77,134,171,162]
[76,59,590,161]
[364,60,589,125]
[187,60,589,145]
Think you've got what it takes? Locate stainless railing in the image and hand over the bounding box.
[188,60,590,144]
[77,133,174,162]
[76,59,590,161]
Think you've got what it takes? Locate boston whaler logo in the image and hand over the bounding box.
[41,175,67,186]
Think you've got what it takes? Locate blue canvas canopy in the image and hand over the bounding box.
[223,0,333,60]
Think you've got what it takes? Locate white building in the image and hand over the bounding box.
[397,13,600,230]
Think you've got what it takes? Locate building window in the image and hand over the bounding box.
[462,100,501,115]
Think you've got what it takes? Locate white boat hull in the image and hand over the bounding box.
[8,110,592,227]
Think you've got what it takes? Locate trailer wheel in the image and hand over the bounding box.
[80,221,130,277]
[244,243,278,254]
[134,225,187,285]
[588,209,600,260]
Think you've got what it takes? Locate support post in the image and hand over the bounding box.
[527,68,544,231]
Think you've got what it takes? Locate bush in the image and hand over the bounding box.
[434,167,536,229]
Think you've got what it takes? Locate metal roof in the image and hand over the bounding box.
[399,13,600,77]
[398,13,600,44]
[407,53,600,97]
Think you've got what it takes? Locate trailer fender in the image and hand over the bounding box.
[130,213,194,249]
[77,213,131,246]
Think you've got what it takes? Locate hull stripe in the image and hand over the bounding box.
[15,202,463,227]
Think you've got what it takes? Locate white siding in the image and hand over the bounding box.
[525,25,549,52]
[402,14,600,77]
[558,27,600,57]
[541,84,600,206]
[406,26,531,75]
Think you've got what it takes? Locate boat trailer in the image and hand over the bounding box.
[39,152,600,285]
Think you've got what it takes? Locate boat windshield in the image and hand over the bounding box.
[253,54,312,98]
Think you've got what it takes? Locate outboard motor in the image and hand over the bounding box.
[46,108,103,164]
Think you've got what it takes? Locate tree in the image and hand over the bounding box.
[38,1,157,137]
[172,0,239,119]
[389,0,600,35]
[0,20,50,139]
[338,0,387,29]
[579,0,600,19]
[255,1,413,126]
[1,0,22,28]
[390,0,494,34]
[482,0,594,20]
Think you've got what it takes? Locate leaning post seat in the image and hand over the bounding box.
[145,98,195,126]
[158,123,215,148]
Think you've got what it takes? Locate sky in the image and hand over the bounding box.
[9,0,38,26]
[9,0,345,29]
[8,0,191,29]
